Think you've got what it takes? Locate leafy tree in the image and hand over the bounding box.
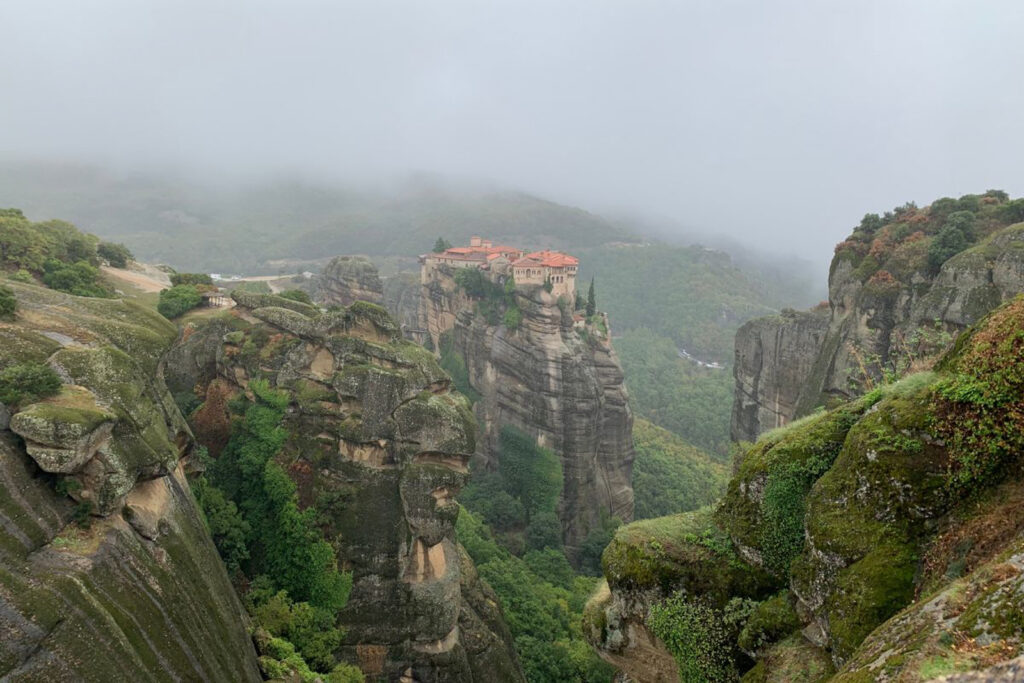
[585,277,596,317]
[498,426,563,520]
[170,272,214,286]
[577,512,620,576]
[0,215,51,271]
[927,224,971,271]
[157,284,203,318]
[433,237,452,253]
[193,477,250,574]
[0,285,15,318]
[36,220,99,265]
[523,548,574,589]
[278,289,313,305]
[502,306,522,331]
[525,510,563,551]
[996,198,1024,224]
[250,589,346,673]
[207,380,352,612]
[0,362,62,407]
[97,241,133,267]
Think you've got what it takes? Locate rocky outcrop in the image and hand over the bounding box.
[316,255,384,307]
[732,217,1024,443]
[0,282,261,681]
[593,296,1024,681]
[420,265,634,559]
[731,307,830,442]
[383,271,428,345]
[168,291,524,682]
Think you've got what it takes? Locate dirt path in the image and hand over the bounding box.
[102,266,168,293]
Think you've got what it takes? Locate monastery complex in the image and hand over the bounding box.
[420,236,579,298]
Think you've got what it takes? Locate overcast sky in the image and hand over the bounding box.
[2,1,1023,262]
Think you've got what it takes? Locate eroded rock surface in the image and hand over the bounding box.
[168,291,524,682]
[317,255,385,307]
[420,264,634,559]
[0,282,261,682]
[732,222,1024,442]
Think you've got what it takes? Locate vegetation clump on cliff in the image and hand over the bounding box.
[191,379,359,680]
[833,191,1020,283]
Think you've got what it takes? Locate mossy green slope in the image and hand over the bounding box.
[0,282,261,681]
[593,296,1024,682]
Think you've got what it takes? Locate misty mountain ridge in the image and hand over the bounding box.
[0,160,637,274]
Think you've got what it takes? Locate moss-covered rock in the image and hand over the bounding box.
[738,592,802,655]
[602,508,776,600]
[794,377,948,664]
[9,387,115,473]
[741,634,835,683]
[0,281,261,681]
[719,399,870,577]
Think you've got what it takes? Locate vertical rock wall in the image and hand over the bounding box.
[419,265,635,559]
[731,223,1024,442]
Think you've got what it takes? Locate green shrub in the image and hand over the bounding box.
[649,593,754,682]
[0,361,62,407]
[279,289,313,305]
[0,285,15,318]
[42,259,109,297]
[169,272,213,286]
[737,592,800,653]
[503,305,522,331]
[935,297,1024,493]
[157,284,203,319]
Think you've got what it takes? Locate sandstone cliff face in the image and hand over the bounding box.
[167,290,524,682]
[383,270,428,345]
[731,308,830,442]
[732,222,1024,443]
[0,282,261,682]
[420,265,635,558]
[316,255,384,307]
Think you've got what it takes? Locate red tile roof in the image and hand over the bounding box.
[514,250,579,268]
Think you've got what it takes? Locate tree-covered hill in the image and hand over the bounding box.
[0,161,632,273]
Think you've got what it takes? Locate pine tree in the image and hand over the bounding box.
[586,278,596,317]
[433,237,451,253]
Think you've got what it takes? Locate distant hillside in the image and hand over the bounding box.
[631,418,728,520]
[578,243,819,361]
[0,161,632,273]
[578,242,819,456]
